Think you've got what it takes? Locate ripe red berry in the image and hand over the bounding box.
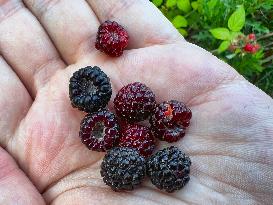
[253,44,260,52]
[114,82,156,122]
[95,20,129,57]
[79,110,120,151]
[244,43,255,53]
[118,124,156,157]
[150,100,192,143]
[244,43,260,53]
[248,33,256,40]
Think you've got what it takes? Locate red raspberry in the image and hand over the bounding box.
[253,44,260,52]
[248,33,256,40]
[79,110,120,151]
[118,124,156,157]
[150,100,192,143]
[114,82,156,122]
[95,20,129,57]
[244,43,255,53]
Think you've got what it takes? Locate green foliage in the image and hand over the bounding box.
[172,15,188,28]
[151,0,273,97]
[218,41,230,53]
[228,5,245,32]
[210,28,231,40]
[177,0,192,12]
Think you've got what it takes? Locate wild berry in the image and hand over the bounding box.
[79,110,119,151]
[114,82,156,122]
[146,146,191,193]
[101,147,146,191]
[95,20,129,57]
[150,100,191,143]
[118,124,156,157]
[69,66,112,113]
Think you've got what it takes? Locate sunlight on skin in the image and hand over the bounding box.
[0,0,273,204]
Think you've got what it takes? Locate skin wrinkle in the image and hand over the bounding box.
[43,159,103,196]
[30,0,62,19]
[140,186,198,205]
[187,78,242,107]
[100,0,135,21]
[0,0,24,24]
[0,57,32,149]
[191,152,273,168]
[196,173,260,205]
[70,32,98,64]
[32,57,64,97]
[0,0,66,97]
[196,168,252,197]
[52,186,172,205]
[195,157,273,199]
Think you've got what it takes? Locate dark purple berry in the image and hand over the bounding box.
[100,147,146,191]
[79,109,119,151]
[69,66,112,113]
[146,146,191,193]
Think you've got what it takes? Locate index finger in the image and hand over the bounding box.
[87,0,183,49]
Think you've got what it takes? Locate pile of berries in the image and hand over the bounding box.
[229,33,260,54]
[69,21,192,193]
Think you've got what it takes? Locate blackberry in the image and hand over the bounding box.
[100,147,146,191]
[79,109,119,151]
[146,146,191,193]
[69,66,112,113]
[150,100,192,143]
[114,82,156,122]
[118,124,156,157]
[95,20,129,57]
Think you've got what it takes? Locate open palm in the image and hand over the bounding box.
[0,1,273,204]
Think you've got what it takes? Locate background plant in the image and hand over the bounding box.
[151,0,273,97]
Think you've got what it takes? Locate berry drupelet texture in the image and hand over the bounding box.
[150,100,192,143]
[95,20,129,57]
[79,109,120,152]
[69,66,112,113]
[101,147,146,191]
[146,146,191,193]
[114,82,156,122]
[118,124,156,157]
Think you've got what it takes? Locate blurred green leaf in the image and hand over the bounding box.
[178,28,188,36]
[152,0,163,7]
[228,5,245,32]
[166,0,177,8]
[177,0,192,13]
[218,41,230,53]
[209,28,231,40]
[191,1,199,10]
[230,31,243,40]
[172,15,188,28]
[207,0,218,11]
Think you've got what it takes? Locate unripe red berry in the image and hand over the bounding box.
[248,33,256,40]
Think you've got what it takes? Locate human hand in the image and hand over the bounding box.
[0,0,273,204]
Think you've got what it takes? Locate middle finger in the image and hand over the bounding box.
[23,0,101,64]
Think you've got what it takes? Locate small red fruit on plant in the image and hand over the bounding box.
[95,20,129,57]
[253,44,260,52]
[244,43,255,53]
[248,33,256,40]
